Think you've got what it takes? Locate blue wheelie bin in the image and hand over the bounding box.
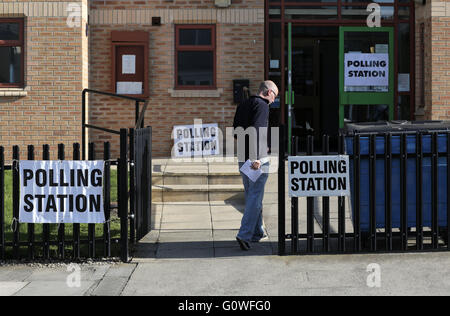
[344,121,450,232]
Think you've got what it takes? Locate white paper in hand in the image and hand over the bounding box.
[240,160,263,183]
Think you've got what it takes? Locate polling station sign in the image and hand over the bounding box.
[173,123,220,158]
[19,161,105,224]
[344,53,389,87]
[288,156,350,197]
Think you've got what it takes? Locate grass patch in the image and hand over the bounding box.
[1,169,123,259]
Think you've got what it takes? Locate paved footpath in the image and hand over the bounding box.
[2,194,450,296]
[1,165,450,296]
[2,252,450,296]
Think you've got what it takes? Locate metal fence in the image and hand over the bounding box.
[0,127,152,262]
[132,127,152,242]
[278,126,450,255]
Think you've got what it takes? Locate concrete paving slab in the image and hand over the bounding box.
[158,241,214,251]
[209,201,245,207]
[211,204,245,213]
[133,243,158,259]
[159,201,211,206]
[212,220,241,230]
[156,247,214,259]
[102,264,136,279]
[213,240,240,248]
[0,267,33,282]
[262,204,279,216]
[90,264,137,296]
[162,204,211,214]
[163,213,212,223]
[1,250,450,296]
[91,277,129,296]
[0,282,28,296]
[24,266,110,282]
[212,229,239,241]
[158,230,213,242]
[161,221,212,231]
[15,281,95,296]
[263,192,278,204]
[139,229,160,243]
[211,211,243,221]
[215,243,274,257]
[124,252,450,296]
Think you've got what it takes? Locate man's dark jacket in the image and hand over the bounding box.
[233,96,269,162]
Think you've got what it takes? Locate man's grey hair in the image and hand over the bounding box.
[258,80,278,96]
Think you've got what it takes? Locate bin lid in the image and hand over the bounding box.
[343,120,450,135]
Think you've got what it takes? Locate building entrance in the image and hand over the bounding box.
[266,0,416,152]
[289,26,339,141]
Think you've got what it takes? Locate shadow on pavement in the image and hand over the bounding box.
[133,240,278,259]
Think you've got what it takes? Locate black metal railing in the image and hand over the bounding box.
[81,88,147,160]
[0,88,153,262]
[1,140,121,261]
[278,126,450,255]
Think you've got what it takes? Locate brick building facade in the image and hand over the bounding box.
[0,0,449,158]
[0,0,88,160]
[88,0,264,158]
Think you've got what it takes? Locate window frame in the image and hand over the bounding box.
[175,24,216,90]
[0,18,25,88]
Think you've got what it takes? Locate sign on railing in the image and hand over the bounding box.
[19,160,105,224]
[288,155,350,197]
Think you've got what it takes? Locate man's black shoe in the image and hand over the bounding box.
[236,237,251,251]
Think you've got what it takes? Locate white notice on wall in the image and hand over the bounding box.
[117,82,143,95]
[398,73,410,92]
[122,55,136,74]
[288,156,350,197]
[19,160,105,224]
[375,44,389,54]
[270,60,279,69]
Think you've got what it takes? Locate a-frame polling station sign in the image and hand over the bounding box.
[288,156,350,197]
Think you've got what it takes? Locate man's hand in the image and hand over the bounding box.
[251,160,261,170]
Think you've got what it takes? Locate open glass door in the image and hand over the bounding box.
[286,23,323,152]
[339,27,394,128]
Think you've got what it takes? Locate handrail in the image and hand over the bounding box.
[82,88,147,160]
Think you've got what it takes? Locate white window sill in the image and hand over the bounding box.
[168,88,223,98]
[0,88,28,97]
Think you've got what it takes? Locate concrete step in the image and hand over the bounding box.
[152,184,244,203]
[151,158,247,203]
[152,173,242,185]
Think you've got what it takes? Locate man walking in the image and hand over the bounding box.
[233,80,279,251]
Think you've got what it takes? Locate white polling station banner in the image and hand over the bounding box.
[288,156,350,197]
[344,53,389,87]
[19,160,105,224]
[172,123,220,158]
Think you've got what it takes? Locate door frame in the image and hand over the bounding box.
[339,26,395,128]
[291,37,322,139]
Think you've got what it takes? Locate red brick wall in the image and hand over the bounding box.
[88,5,265,158]
[415,2,432,120]
[0,4,86,162]
[430,1,450,120]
